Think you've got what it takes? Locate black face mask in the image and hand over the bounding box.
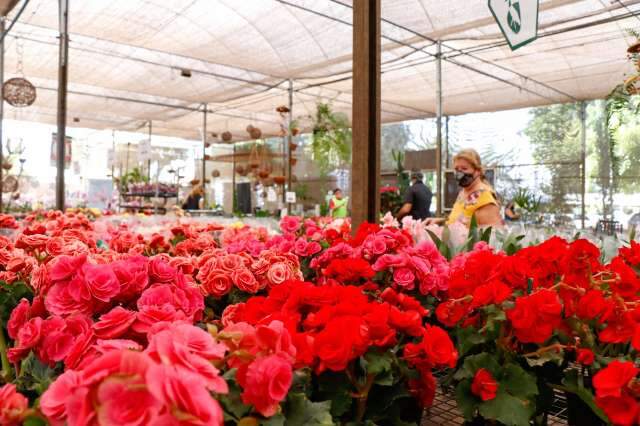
[455,171,476,188]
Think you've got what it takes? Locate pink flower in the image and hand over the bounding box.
[255,320,297,361]
[133,283,204,334]
[232,268,260,293]
[394,268,416,290]
[95,372,162,426]
[7,298,30,340]
[267,263,294,287]
[45,280,94,317]
[238,354,293,417]
[146,363,225,426]
[82,263,119,303]
[93,307,136,339]
[148,257,177,284]
[40,370,81,422]
[0,384,28,426]
[200,269,233,297]
[7,317,43,363]
[48,254,87,282]
[63,314,96,369]
[112,255,149,301]
[279,216,302,234]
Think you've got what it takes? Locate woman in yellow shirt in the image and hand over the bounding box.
[427,149,503,228]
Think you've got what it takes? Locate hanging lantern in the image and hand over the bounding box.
[3,77,36,107]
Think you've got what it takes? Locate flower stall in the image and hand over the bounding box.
[0,210,638,425]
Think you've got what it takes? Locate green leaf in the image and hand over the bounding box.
[455,327,489,357]
[262,414,286,426]
[363,351,393,376]
[284,393,334,426]
[317,372,353,417]
[23,417,47,426]
[454,353,501,380]
[218,371,252,420]
[500,364,538,399]
[455,380,476,421]
[478,390,535,426]
[524,349,565,368]
[15,352,61,396]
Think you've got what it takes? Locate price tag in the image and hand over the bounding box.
[285,191,296,204]
[267,189,277,202]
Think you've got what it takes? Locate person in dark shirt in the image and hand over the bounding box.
[181,184,204,210]
[397,171,432,220]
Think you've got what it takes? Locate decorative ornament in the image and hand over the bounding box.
[4,40,36,107]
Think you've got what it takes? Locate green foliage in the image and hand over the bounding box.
[310,103,352,176]
[511,188,542,213]
[119,166,149,192]
[283,393,335,426]
[15,352,62,396]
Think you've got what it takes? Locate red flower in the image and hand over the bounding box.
[421,325,458,368]
[576,290,614,322]
[435,300,470,328]
[595,393,640,426]
[0,384,28,426]
[471,369,499,401]
[93,307,136,339]
[576,348,595,366]
[237,354,293,417]
[471,280,512,309]
[593,360,638,398]
[323,257,375,283]
[507,290,562,344]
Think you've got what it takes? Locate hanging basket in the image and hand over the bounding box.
[276,105,290,114]
[248,143,260,169]
[211,169,220,178]
[273,176,286,185]
[2,175,18,193]
[289,142,298,151]
[3,77,36,107]
[236,165,249,177]
[261,177,274,187]
[190,179,200,186]
[221,131,233,142]
[290,158,298,166]
[258,169,270,179]
[291,128,300,136]
[2,161,12,170]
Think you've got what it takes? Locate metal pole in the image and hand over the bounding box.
[56,0,69,211]
[110,130,115,179]
[202,105,207,209]
[281,135,286,204]
[580,101,587,229]
[287,79,293,212]
[231,143,236,214]
[435,40,443,216]
[0,17,5,214]
[444,115,450,169]
[147,121,152,181]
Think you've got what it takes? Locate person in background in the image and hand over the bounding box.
[182,184,204,211]
[397,171,432,221]
[426,148,503,228]
[504,201,521,222]
[329,188,348,218]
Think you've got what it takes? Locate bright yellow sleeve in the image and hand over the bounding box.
[474,190,497,210]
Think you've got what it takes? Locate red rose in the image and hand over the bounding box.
[232,268,260,293]
[576,348,595,366]
[435,300,470,328]
[421,325,458,368]
[595,393,640,426]
[93,307,136,339]
[593,361,638,398]
[471,369,499,401]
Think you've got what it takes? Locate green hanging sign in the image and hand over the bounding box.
[488,0,539,51]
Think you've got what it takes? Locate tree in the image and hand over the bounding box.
[524,104,581,214]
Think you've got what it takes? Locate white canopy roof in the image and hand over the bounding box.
[1,0,638,141]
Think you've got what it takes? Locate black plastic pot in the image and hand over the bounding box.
[565,392,606,426]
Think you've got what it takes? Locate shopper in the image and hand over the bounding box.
[329,188,348,218]
[427,149,502,228]
[182,184,204,211]
[504,201,521,222]
[397,171,432,220]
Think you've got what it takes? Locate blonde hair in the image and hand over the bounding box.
[190,184,204,197]
[453,148,484,175]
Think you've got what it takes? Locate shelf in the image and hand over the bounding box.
[121,193,178,198]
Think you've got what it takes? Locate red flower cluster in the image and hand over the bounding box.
[471,369,499,401]
[593,361,640,426]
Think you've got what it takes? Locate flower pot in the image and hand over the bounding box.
[221,131,233,142]
[289,142,298,151]
[273,176,286,185]
[565,392,606,426]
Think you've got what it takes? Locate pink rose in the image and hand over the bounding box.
[15,233,49,250]
[46,237,65,256]
[220,254,246,272]
[0,384,28,426]
[10,317,43,360]
[94,307,136,339]
[45,279,94,317]
[394,268,416,290]
[255,320,296,361]
[267,263,293,287]
[146,363,225,426]
[232,268,260,293]
[148,257,177,283]
[201,270,233,298]
[134,284,204,333]
[82,263,119,303]
[37,317,75,366]
[63,315,96,369]
[279,216,302,234]
[49,254,87,282]
[372,253,408,271]
[7,298,30,340]
[238,354,293,417]
[40,370,81,422]
[95,371,161,426]
[112,256,149,301]
[30,264,50,294]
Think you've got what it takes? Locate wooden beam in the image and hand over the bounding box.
[352,0,381,230]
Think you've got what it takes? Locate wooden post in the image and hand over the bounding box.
[580,101,586,229]
[0,17,5,213]
[202,105,207,208]
[435,40,443,216]
[351,0,381,230]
